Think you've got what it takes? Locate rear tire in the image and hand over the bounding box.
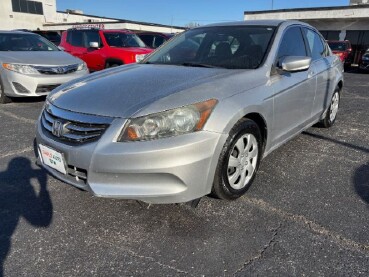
[320,87,340,128]
[212,118,262,200]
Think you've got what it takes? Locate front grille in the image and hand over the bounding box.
[41,103,113,145]
[36,84,61,94]
[34,64,79,75]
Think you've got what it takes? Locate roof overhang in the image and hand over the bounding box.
[244,5,369,21]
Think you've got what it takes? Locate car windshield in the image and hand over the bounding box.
[144,26,276,69]
[0,33,59,51]
[35,32,61,44]
[103,32,146,48]
[328,42,347,51]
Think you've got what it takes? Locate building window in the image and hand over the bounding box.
[12,0,44,15]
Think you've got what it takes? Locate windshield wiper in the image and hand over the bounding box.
[181,62,221,68]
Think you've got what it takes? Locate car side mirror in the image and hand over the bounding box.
[280,56,311,72]
[89,42,99,49]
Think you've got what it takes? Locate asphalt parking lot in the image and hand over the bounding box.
[0,70,368,277]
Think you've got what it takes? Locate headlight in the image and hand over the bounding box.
[135,54,146,63]
[2,63,39,75]
[119,99,218,142]
[77,62,87,71]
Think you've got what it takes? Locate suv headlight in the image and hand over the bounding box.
[77,62,87,71]
[119,99,218,142]
[2,63,39,75]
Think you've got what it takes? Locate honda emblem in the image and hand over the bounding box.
[52,120,64,137]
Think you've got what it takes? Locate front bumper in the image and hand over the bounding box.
[0,68,89,97]
[35,117,227,204]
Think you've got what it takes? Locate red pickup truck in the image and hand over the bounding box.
[60,28,153,71]
[327,40,353,69]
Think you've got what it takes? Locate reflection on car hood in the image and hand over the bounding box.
[110,47,152,54]
[0,51,82,65]
[49,64,258,118]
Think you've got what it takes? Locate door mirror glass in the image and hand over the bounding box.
[89,42,99,49]
[280,56,311,72]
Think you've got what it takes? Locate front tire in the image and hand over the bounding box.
[212,118,262,200]
[0,81,11,104]
[320,88,340,128]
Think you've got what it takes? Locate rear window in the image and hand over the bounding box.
[328,42,348,51]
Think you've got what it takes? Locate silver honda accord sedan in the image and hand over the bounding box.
[0,31,89,104]
[35,20,343,204]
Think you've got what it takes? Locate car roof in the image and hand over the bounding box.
[0,30,36,35]
[327,40,350,43]
[65,28,134,34]
[101,29,134,34]
[202,20,295,28]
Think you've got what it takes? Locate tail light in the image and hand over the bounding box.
[335,52,346,62]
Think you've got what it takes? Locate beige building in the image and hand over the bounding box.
[0,0,185,33]
[244,1,369,63]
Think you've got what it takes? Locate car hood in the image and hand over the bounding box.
[110,47,153,54]
[49,64,261,118]
[0,51,82,65]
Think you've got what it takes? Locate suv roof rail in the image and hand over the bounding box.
[68,27,101,31]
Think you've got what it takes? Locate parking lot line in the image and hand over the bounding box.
[0,109,36,125]
[0,146,34,159]
[243,197,369,254]
[93,237,193,276]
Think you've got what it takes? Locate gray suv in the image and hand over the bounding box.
[35,20,343,204]
[0,31,88,104]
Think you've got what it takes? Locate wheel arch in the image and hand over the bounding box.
[337,79,343,91]
[242,113,268,151]
[105,58,124,67]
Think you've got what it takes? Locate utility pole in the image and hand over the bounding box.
[171,15,173,34]
[272,0,274,10]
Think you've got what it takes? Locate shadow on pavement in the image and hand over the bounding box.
[8,96,46,104]
[354,163,369,205]
[303,132,369,206]
[344,67,369,75]
[303,131,369,154]
[0,157,53,277]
